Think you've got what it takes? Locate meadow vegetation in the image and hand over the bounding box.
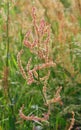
[0,0,81,130]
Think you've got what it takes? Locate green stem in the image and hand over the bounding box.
[37,34,47,103]
[6,1,16,130]
[6,0,9,67]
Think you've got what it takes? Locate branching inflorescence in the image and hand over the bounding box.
[68,111,75,130]
[17,7,63,125]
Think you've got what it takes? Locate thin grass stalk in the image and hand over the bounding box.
[3,0,10,98]
[6,0,9,67]
[2,1,10,129]
[6,1,16,130]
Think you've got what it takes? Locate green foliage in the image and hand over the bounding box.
[60,0,70,8]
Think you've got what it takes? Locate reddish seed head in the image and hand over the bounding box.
[32,7,36,12]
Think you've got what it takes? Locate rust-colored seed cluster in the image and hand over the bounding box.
[17,7,62,125]
[68,111,75,130]
[17,6,56,85]
[24,7,51,63]
[19,105,49,123]
[17,49,28,82]
[46,86,63,105]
